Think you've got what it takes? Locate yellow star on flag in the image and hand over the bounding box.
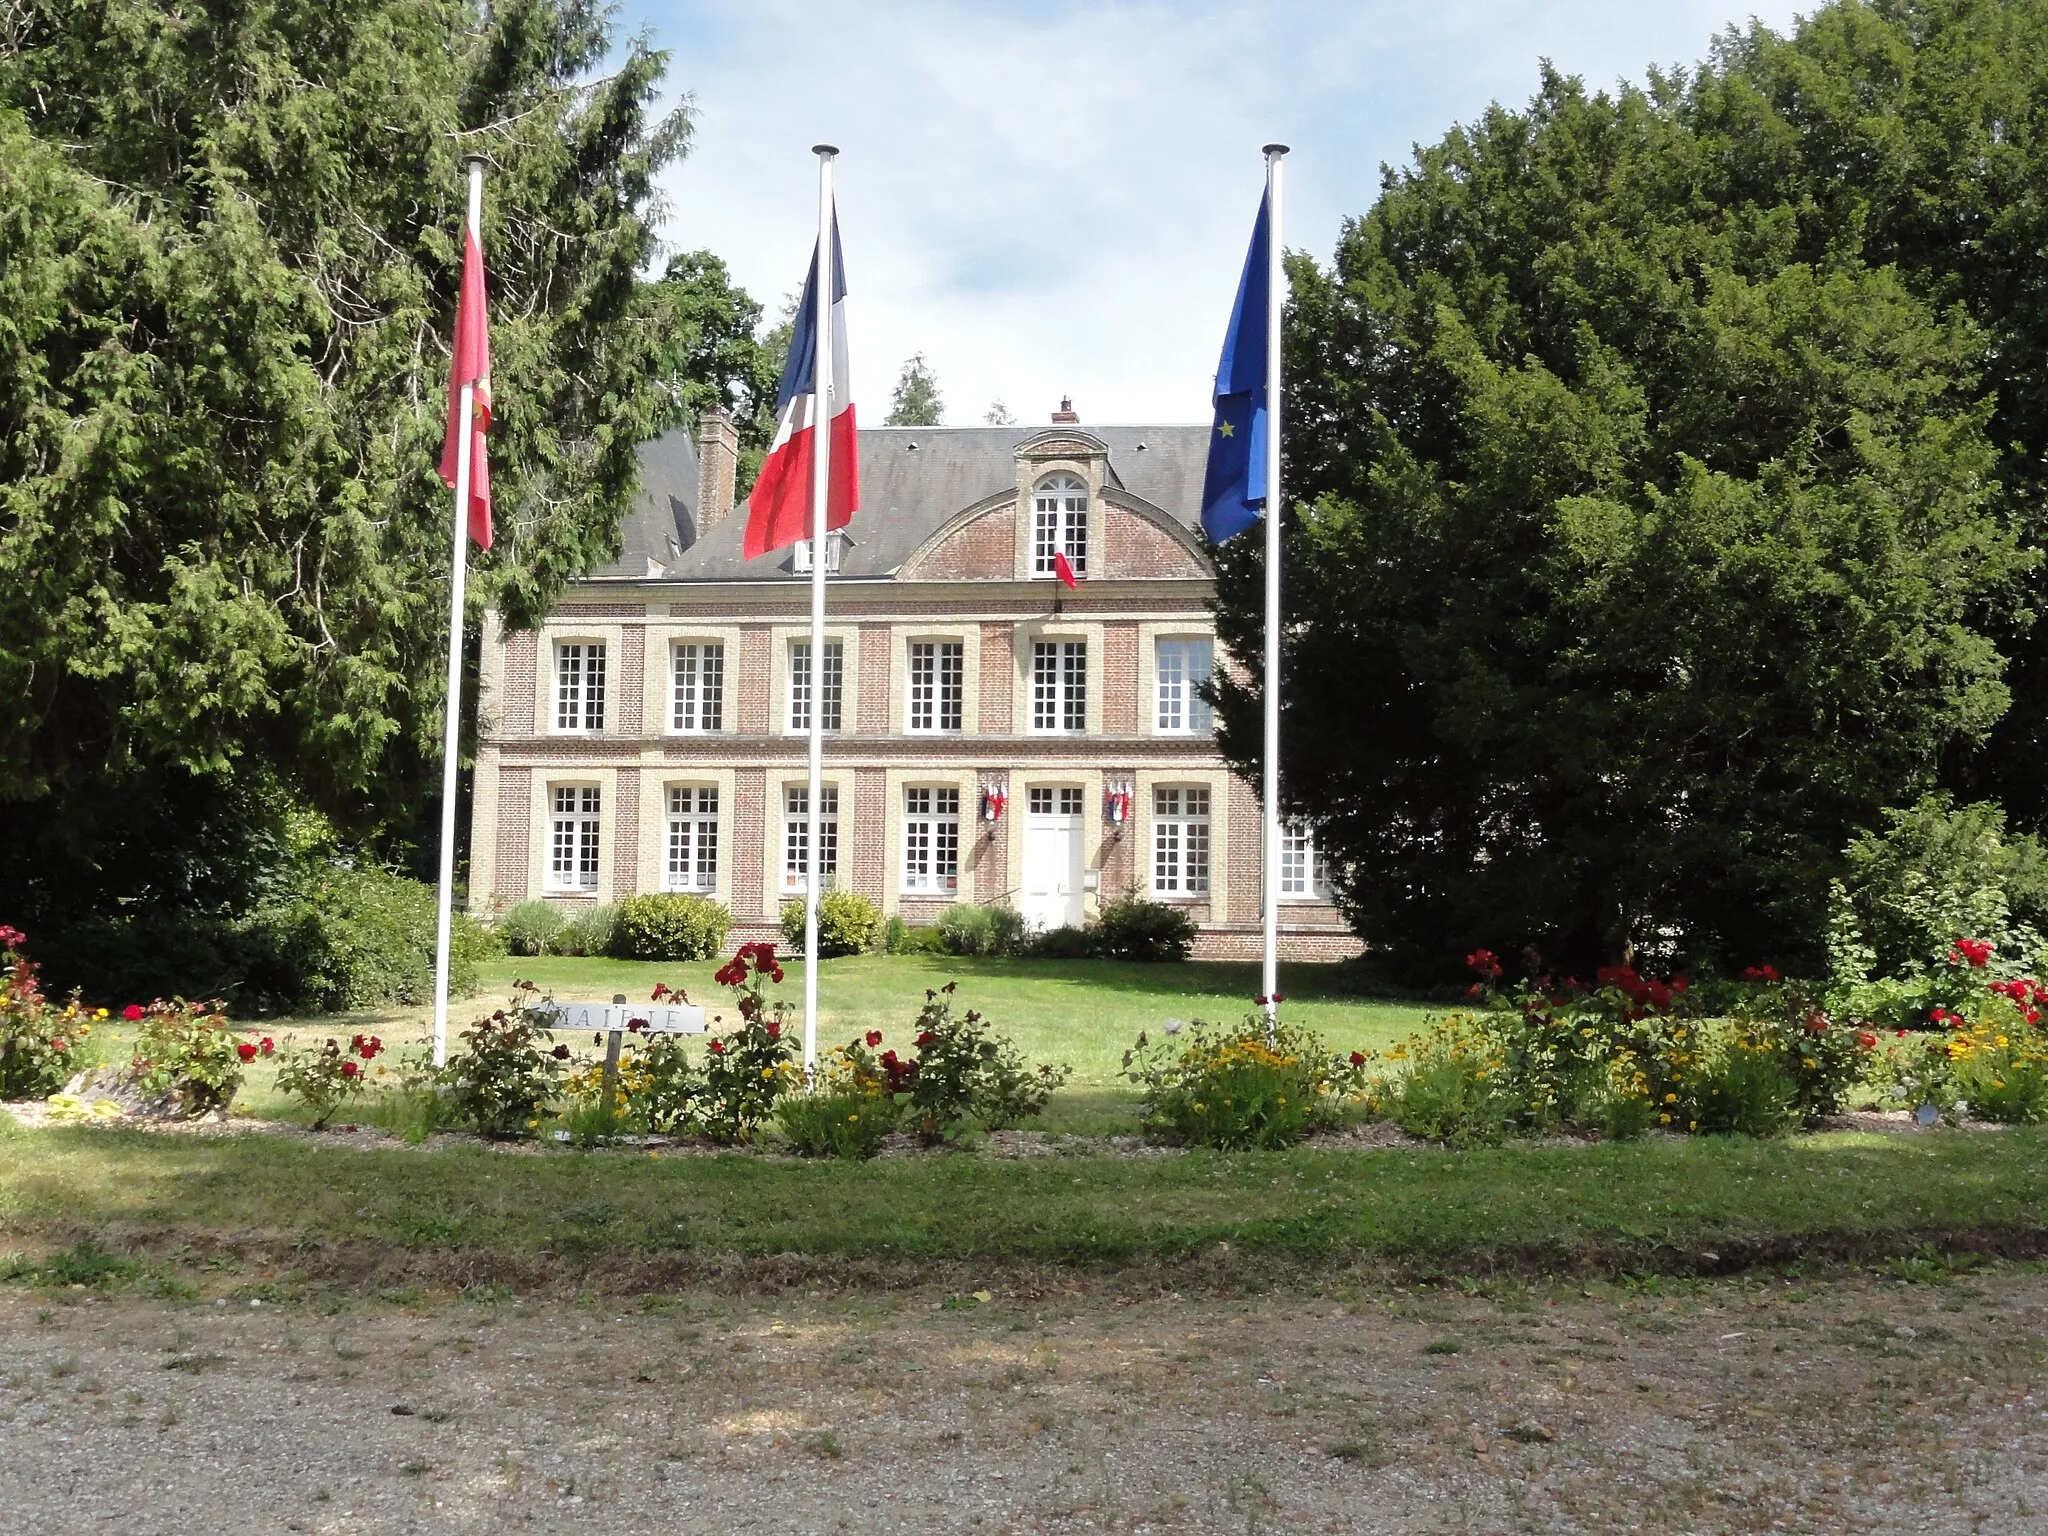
[1216,419,1234,437]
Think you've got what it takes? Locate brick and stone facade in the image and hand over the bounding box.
[468,409,1357,959]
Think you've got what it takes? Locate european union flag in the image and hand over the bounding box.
[1199,189,1271,544]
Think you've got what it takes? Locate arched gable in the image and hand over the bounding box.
[898,496,1017,580]
[1099,493,1210,579]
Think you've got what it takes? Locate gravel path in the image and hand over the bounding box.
[4,1267,2047,1533]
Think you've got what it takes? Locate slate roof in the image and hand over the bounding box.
[597,428,703,577]
[590,422,1213,582]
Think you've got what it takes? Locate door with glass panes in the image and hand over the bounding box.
[1020,787,1085,931]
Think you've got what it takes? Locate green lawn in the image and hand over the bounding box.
[6,1115,2047,1290]
[189,955,1438,1134]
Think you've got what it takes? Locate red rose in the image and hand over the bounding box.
[865,1031,883,1048]
[0,925,25,949]
[340,1060,359,1078]
[916,1031,936,1048]
[1857,1032,1877,1050]
[122,1004,145,1021]
[260,1038,274,1055]
[1349,1050,1366,1067]
[552,1044,571,1060]
[236,1042,257,1062]
[50,1038,66,1053]
[1671,976,1689,994]
[766,1021,781,1039]
[708,1039,725,1055]
[769,967,785,983]
[652,983,669,1000]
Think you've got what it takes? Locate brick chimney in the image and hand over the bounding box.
[695,406,740,534]
[1050,395,1079,424]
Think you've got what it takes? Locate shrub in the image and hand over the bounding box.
[1371,1018,1514,1146]
[1839,795,2048,981]
[238,862,493,1013]
[1092,895,1195,962]
[1124,1016,1360,1149]
[616,893,731,961]
[436,989,570,1136]
[551,902,620,957]
[129,999,254,1116]
[1357,949,1870,1140]
[499,900,566,957]
[893,983,1069,1142]
[695,943,802,1142]
[1688,1027,1802,1138]
[0,927,99,1099]
[274,1033,387,1129]
[1026,925,1098,960]
[773,1035,902,1158]
[935,903,1025,958]
[1881,977,2048,1124]
[625,1027,703,1136]
[1726,979,1876,1123]
[779,890,880,957]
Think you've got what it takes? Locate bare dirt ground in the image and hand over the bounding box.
[4,1266,2048,1535]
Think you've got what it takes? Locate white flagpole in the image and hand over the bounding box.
[1260,144,1287,1028]
[803,145,837,1075]
[432,155,486,1069]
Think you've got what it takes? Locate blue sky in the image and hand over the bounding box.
[619,1,1808,425]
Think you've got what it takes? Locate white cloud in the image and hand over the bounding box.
[627,0,1807,424]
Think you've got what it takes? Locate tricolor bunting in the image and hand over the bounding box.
[746,214,858,559]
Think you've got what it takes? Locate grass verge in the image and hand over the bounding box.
[5,1117,2048,1293]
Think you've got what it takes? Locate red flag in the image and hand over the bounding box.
[1053,549,1079,589]
[439,226,493,549]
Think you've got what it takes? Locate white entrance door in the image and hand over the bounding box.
[1021,788,1085,931]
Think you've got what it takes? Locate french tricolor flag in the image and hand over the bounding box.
[745,212,858,559]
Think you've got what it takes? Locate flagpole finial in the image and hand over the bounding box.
[813,143,839,158]
[1263,143,1290,158]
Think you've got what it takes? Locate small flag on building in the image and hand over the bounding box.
[1198,187,1270,545]
[746,214,858,559]
[438,221,493,549]
[1052,548,1079,589]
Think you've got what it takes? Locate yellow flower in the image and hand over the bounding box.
[1192,1102,1206,1113]
[1276,1097,1287,1107]
[847,1113,859,1123]
[1801,1057,1818,1070]
[760,1068,774,1080]
[527,1118,539,1128]
[1659,1113,1671,1124]
[1663,1093,1677,1103]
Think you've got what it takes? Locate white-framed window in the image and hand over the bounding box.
[664,786,718,893]
[901,787,961,894]
[1280,820,1332,899]
[554,642,606,732]
[782,785,839,893]
[1027,787,1084,816]
[907,640,964,734]
[1031,473,1088,579]
[1152,786,1211,897]
[1030,640,1086,734]
[791,531,848,574]
[1155,637,1215,735]
[787,639,844,734]
[670,642,724,733]
[548,785,602,892]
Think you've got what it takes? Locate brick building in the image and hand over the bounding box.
[466,402,1358,959]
